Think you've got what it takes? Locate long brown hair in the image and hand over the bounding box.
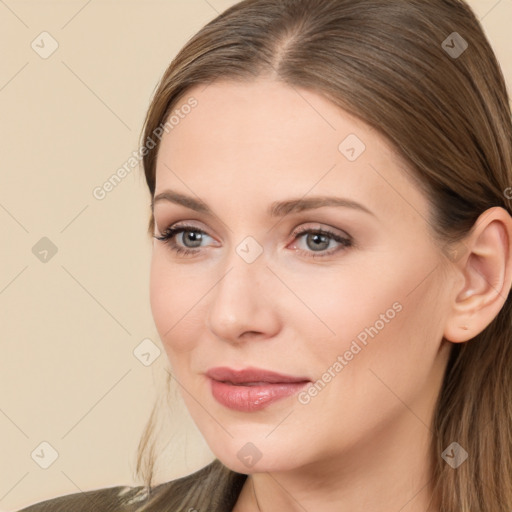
[133,1,512,510]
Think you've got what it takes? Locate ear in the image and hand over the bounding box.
[443,207,512,343]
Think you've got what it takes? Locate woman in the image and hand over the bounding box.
[17,0,512,510]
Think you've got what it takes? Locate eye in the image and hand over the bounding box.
[153,223,353,259]
[153,223,213,256]
[289,226,352,258]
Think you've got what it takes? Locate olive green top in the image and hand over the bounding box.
[17,459,248,512]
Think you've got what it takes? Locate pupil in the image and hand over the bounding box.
[185,231,202,247]
[308,233,328,251]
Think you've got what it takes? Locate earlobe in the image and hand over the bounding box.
[443,207,512,343]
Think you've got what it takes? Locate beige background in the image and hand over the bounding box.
[1,0,511,510]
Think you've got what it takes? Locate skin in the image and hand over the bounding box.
[149,78,512,512]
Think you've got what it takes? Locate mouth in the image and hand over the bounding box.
[222,381,294,386]
[206,366,311,385]
[206,366,311,412]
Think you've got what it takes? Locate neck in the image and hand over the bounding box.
[234,412,440,512]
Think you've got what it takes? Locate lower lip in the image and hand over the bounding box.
[209,378,310,412]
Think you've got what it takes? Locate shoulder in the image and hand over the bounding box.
[16,459,248,512]
[141,458,248,511]
[15,483,151,512]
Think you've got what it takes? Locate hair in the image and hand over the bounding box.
[131,0,512,510]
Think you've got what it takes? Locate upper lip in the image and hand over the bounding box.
[206,366,310,384]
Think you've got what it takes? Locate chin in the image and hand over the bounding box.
[207,436,306,475]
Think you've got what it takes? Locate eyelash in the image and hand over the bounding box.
[154,223,352,259]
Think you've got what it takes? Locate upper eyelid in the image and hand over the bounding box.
[162,221,348,235]
[160,222,351,245]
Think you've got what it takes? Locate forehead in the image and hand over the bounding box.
[154,79,428,222]
[159,78,377,161]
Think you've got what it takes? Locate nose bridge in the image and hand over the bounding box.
[206,234,275,340]
[214,235,266,311]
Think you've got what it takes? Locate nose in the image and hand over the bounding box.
[205,246,281,344]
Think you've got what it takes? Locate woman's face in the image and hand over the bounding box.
[150,78,453,475]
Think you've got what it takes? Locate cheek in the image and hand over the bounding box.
[294,253,446,397]
[285,261,412,362]
[149,255,170,337]
[149,252,199,358]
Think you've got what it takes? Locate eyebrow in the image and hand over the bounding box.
[152,190,375,218]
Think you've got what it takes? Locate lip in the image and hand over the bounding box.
[206,366,310,384]
[206,366,311,412]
